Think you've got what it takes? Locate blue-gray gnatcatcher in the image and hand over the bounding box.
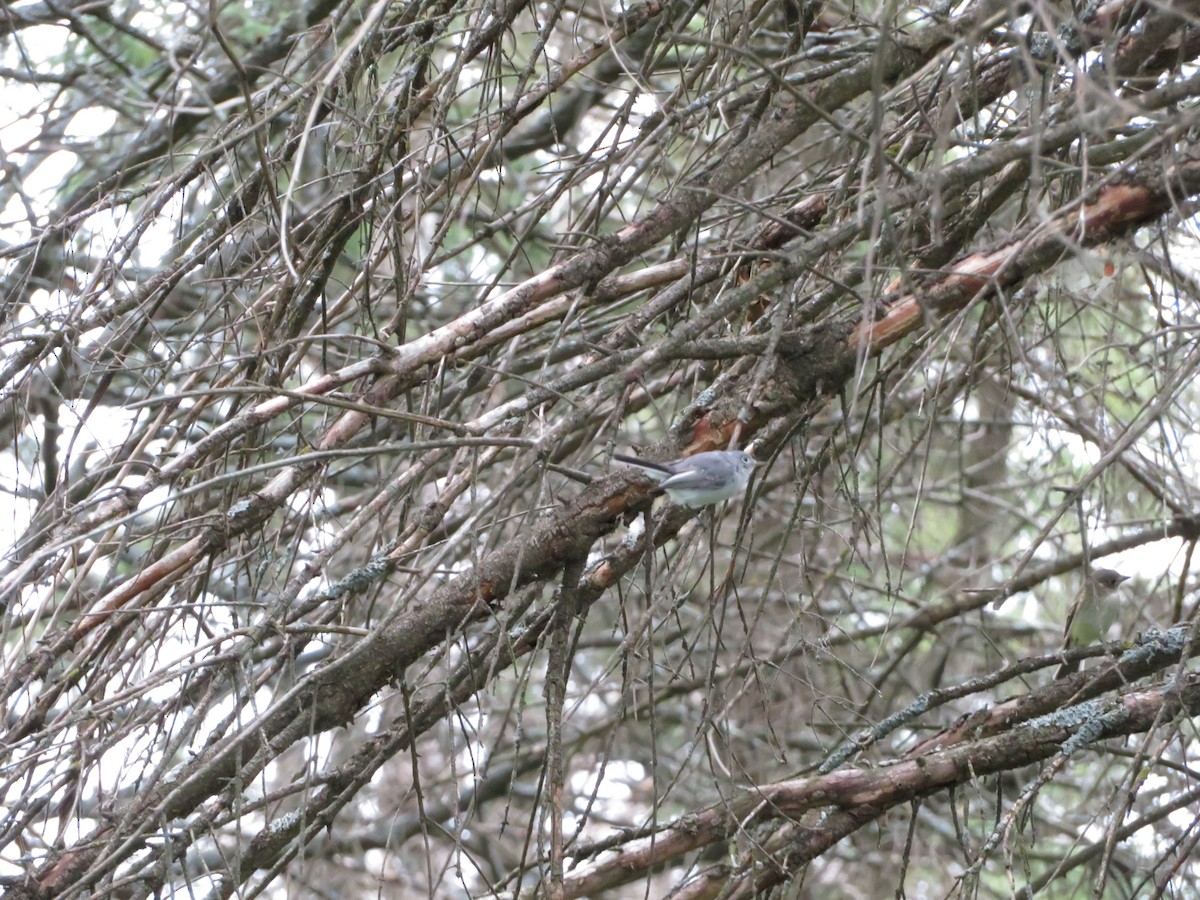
[613,449,759,507]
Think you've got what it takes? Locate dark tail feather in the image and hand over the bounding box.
[1054,637,1084,680]
[1053,659,1079,680]
[613,453,671,473]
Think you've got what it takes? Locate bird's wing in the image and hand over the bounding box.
[1061,597,1082,644]
[657,465,705,490]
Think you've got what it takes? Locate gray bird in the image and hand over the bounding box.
[614,449,759,508]
[1054,568,1129,679]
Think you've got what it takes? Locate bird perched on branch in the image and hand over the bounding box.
[1054,568,1129,679]
[613,449,759,508]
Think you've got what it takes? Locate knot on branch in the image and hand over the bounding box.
[1169,513,1200,542]
[773,323,856,403]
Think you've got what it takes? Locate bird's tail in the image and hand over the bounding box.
[613,453,671,473]
[1053,659,1079,680]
